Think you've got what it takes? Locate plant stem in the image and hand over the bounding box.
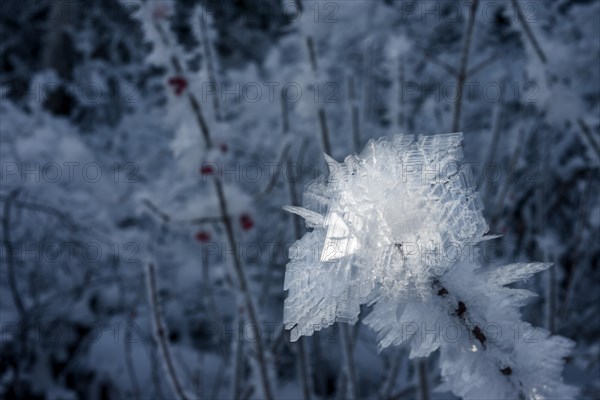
[146,263,189,400]
[452,0,480,132]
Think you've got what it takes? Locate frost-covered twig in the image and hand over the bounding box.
[283,133,577,399]
[145,263,190,400]
[132,4,276,396]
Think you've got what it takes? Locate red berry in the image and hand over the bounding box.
[168,76,188,96]
[200,165,215,175]
[153,5,169,19]
[195,231,211,242]
[240,214,254,231]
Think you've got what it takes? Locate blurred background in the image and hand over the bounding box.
[0,0,598,399]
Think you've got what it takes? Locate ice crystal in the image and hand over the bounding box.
[283,133,576,399]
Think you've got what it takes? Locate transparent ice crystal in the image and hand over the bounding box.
[283,133,488,340]
[283,133,576,400]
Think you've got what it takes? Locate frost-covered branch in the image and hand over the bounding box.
[130,2,276,397]
[146,263,190,400]
[283,133,577,399]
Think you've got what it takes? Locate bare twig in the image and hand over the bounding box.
[142,199,170,223]
[145,263,190,400]
[511,0,547,64]
[318,108,332,155]
[491,128,526,225]
[340,324,358,400]
[125,318,142,398]
[417,359,430,400]
[348,76,361,152]
[198,8,222,122]
[296,0,333,156]
[380,349,404,399]
[452,0,480,132]
[2,188,25,316]
[306,36,318,73]
[297,337,313,400]
[254,141,292,201]
[577,119,600,161]
[213,177,275,400]
[280,88,314,400]
[477,100,505,191]
[414,46,458,77]
[232,310,245,400]
[467,53,500,77]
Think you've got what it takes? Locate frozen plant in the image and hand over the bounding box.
[283,133,577,399]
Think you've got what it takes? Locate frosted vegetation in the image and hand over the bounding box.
[0,0,598,399]
[284,133,577,399]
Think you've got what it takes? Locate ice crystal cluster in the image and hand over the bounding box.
[284,133,577,399]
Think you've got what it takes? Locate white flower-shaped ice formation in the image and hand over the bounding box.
[283,133,576,400]
[284,133,487,340]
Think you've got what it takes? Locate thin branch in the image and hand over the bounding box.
[142,199,170,223]
[318,108,333,155]
[511,0,547,64]
[414,46,458,77]
[295,0,333,156]
[306,36,318,73]
[577,119,600,161]
[214,177,275,400]
[340,324,358,400]
[125,320,142,398]
[148,6,275,397]
[431,278,522,388]
[380,349,404,399]
[146,263,190,400]
[491,128,526,226]
[198,8,222,122]
[142,199,223,226]
[297,337,313,400]
[477,100,505,190]
[467,53,500,77]
[254,141,292,201]
[348,76,361,152]
[232,310,245,400]
[2,188,25,317]
[417,359,430,400]
[452,0,480,132]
